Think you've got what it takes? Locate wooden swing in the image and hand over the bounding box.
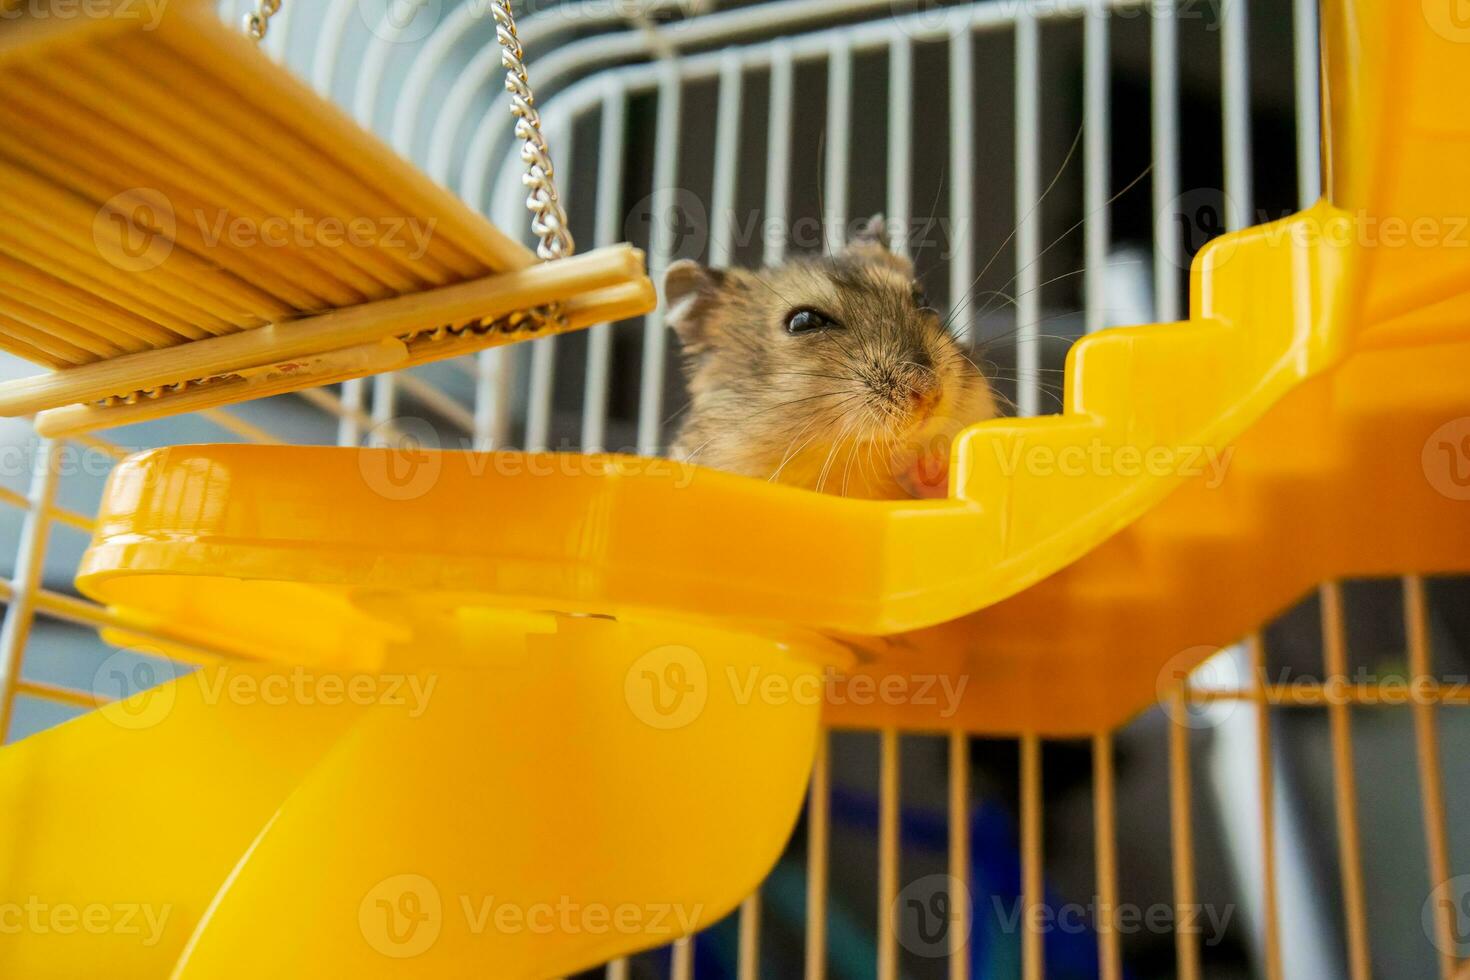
[0,0,655,436]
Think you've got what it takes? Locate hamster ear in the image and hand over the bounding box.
[845,214,914,275]
[851,213,892,251]
[664,259,726,352]
[664,259,720,307]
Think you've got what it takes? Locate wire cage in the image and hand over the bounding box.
[0,0,1467,978]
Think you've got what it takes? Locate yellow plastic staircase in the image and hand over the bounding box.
[2,0,1468,976]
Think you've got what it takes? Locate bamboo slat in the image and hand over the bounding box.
[0,88,372,309]
[0,0,639,430]
[0,246,644,415]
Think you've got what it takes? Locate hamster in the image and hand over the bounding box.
[664,218,996,499]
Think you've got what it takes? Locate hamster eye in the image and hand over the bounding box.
[785,308,839,335]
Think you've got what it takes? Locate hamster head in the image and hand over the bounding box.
[665,219,996,499]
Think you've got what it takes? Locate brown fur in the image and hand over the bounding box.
[665,228,996,498]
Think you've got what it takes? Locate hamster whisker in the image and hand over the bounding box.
[741,271,807,319]
[747,388,868,421]
[769,412,832,482]
[971,261,1107,318]
[840,431,861,496]
[960,288,1020,323]
[952,161,1154,331]
[720,369,865,387]
[909,169,949,268]
[815,327,864,363]
[973,323,1089,349]
[815,415,859,494]
[679,433,720,463]
[945,124,1085,324]
[967,260,1141,325]
[938,346,987,376]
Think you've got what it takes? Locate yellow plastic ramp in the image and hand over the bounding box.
[0,616,836,978]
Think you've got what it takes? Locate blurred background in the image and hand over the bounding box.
[2,0,1467,977]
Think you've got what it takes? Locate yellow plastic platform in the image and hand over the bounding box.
[3,0,1469,976]
[0,0,655,432]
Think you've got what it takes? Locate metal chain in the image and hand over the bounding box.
[101,305,559,406]
[99,1,574,406]
[238,0,569,261]
[213,0,568,368]
[243,0,281,42]
[490,0,575,261]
